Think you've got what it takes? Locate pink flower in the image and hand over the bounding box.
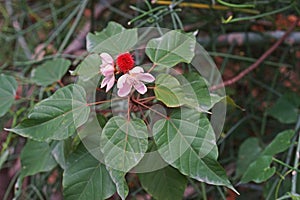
[100,53,115,92]
[117,67,155,97]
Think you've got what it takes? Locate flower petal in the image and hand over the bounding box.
[133,81,147,95]
[117,74,129,88]
[106,75,115,92]
[129,66,144,74]
[101,65,114,76]
[118,82,132,97]
[136,73,155,83]
[100,53,114,65]
[101,76,110,88]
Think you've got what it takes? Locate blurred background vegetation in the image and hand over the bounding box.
[0,0,299,199]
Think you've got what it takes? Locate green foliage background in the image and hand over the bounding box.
[0,0,299,199]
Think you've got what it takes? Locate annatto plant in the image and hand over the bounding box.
[4,22,240,199]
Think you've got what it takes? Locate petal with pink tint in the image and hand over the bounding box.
[101,65,114,76]
[133,81,147,94]
[100,53,114,66]
[116,67,155,97]
[136,73,155,82]
[106,75,115,92]
[118,82,132,97]
[129,66,144,74]
[101,76,110,88]
[117,74,129,88]
[101,74,115,92]
[99,52,116,92]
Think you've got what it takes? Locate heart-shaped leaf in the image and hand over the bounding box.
[101,116,148,172]
[51,140,73,170]
[20,140,57,177]
[236,138,262,178]
[63,144,116,200]
[32,58,71,86]
[262,129,295,156]
[268,93,299,124]
[154,74,185,107]
[180,73,211,111]
[87,21,124,52]
[70,54,101,81]
[0,74,17,117]
[6,84,90,141]
[146,30,196,68]
[240,130,295,183]
[139,165,187,200]
[241,155,275,183]
[106,167,129,200]
[153,108,236,192]
[87,22,137,55]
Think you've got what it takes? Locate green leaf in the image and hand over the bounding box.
[209,93,225,110]
[101,116,148,172]
[146,30,196,68]
[139,165,187,200]
[153,108,236,192]
[207,94,243,111]
[180,73,211,110]
[268,93,299,124]
[87,22,137,55]
[32,58,71,86]
[63,144,116,200]
[51,140,72,170]
[97,113,108,128]
[70,54,101,81]
[20,140,57,177]
[240,130,294,183]
[0,74,17,117]
[236,138,262,178]
[225,96,245,111]
[6,84,90,141]
[0,150,9,169]
[106,168,129,200]
[154,74,185,107]
[241,155,275,183]
[262,130,295,156]
[132,140,171,173]
[87,22,124,51]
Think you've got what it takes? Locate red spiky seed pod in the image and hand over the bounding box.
[116,52,134,73]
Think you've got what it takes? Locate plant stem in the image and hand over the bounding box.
[210,18,299,91]
[272,157,300,173]
[200,182,207,200]
[216,186,227,200]
[154,0,259,14]
[147,63,157,73]
[131,98,168,119]
[128,6,166,25]
[224,4,292,23]
[86,97,123,106]
[127,96,131,121]
[216,0,255,8]
[208,51,292,68]
[57,0,89,53]
[291,115,300,194]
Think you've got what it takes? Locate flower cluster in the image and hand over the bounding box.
[100,52,155,97]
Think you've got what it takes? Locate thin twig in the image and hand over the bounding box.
[291,115,300,194]
[6,0,32,59]
[63,0,120,54]
[196,31,300,47]
[210,19,299,91]
[58,0,89,53]
[131,98,168,119]
[153,0,259,14]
